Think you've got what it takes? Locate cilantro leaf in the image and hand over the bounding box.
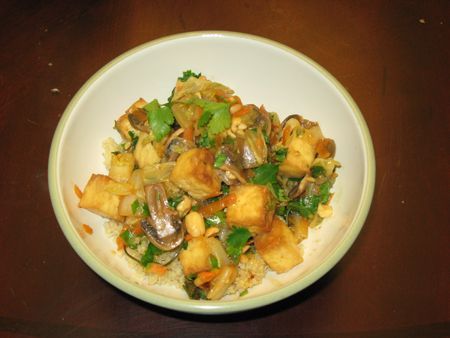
[128,131,139,150]
[205,211,226,228]
[311,165,326,178]
[193,99,231,135]
[168,195,184,209]
[287,194,321,218]
[274,148,288,162]
[268,182,288,202]
[197,132,215,148]
[209,255,219,269]
[140,243,163,267]
[250,163,279,185]
[319,180,332,204]
[120,230,138,249]
[131,200,150,217]
[144,99,174,142]
[226,227,252,263]
[214,152,227,168]
[178,70,201,82]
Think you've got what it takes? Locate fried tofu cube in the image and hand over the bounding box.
[279,125,323,178]
[114,98,147,141]
[226,184,275,234]
[109,153,135,182]
[133,132,160,168]
[179,237,212,275]
[79,174,124,221]
[255,217,303,273]
[170,148,221,200]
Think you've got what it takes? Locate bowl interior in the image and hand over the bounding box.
[49,32,375,314]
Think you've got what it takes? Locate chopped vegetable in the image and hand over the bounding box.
[274,148,288,162]
[226,227,252,263]
[178,70,201,82]
[205,211,226,228]
[198,193,236,217]
[144,99,174,142]
[214,152,227,168]
[288,195,321,219]
[131,199,150,217]
[250,163,279,185]
[210,255,219,269]
[82,223,93,235]
[141,243,163,267]
[128,130,139,150]
[168,195,184,209]
[119,229,138,249]
[193,98,231,135]
[311,165,326,178]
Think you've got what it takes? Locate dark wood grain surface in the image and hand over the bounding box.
[1,1,449,337]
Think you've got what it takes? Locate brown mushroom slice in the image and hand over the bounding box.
[128,108,150,133]
[236,128,268,169]
[163,137,195,162]
[141,183,184,251]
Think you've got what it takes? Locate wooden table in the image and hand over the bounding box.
[1,1,448,337]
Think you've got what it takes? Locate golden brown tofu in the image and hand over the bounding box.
[114,98,147,141]
[255,217,303,273]
[170,148,221,200]
[226,184,275,234]
[109,153,135,182]
[79,174,124,221]
[179,236,212,275]
[133,132,160,168]
[279,136,315,178]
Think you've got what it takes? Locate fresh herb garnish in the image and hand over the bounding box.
[274,148,288,162]
[178,70,201,82]
[226,227,252,263]
[205,211,226,228]
[128,130,139,150]
[319,180,331,204]
[144,99,174,142]
[287,194,321,219]
[209,255,219,269]
[168,195,184,209]
[268,182,288,202]
[131,199,150,217]
[140,243,162,267]
[197,132,215,148]
[120,230,138,249]
[250,163,279,185]
[311,165,326,178]
[214,152,227,168]
[193,98,231,136]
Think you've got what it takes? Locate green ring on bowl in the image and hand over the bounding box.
[48,31,376,314]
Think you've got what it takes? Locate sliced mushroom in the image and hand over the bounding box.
[163,137,195,162]
[128,108,149,133]
[215,145,247,185]
[141,183,184,251]
[236,128,268,169]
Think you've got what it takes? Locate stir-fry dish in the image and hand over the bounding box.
[78,71,340,300]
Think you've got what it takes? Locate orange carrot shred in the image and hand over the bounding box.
[198,193,236,217]
[116,236,125,251]
[82,223,93,235]
[183,126,194,142]
[232,106,251,117]
[149,263,167,276]
[74,184,83,199]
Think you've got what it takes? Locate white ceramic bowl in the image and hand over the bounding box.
[48,31,375,314]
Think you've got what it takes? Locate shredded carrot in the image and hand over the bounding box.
[132,225,144,236]
[82,223,93,235]
[149,263,167,276]
[282,125,292,145]
[74,184,83,199]
[116,236,125,251]
[232,105,251,117]
[184,234,193,242]
[198,193,236,217]
[194,270,220,287]
[183,126,194,142]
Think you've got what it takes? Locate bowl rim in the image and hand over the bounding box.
[48,30,376,315]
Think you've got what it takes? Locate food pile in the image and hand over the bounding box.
[78,71,340,300]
